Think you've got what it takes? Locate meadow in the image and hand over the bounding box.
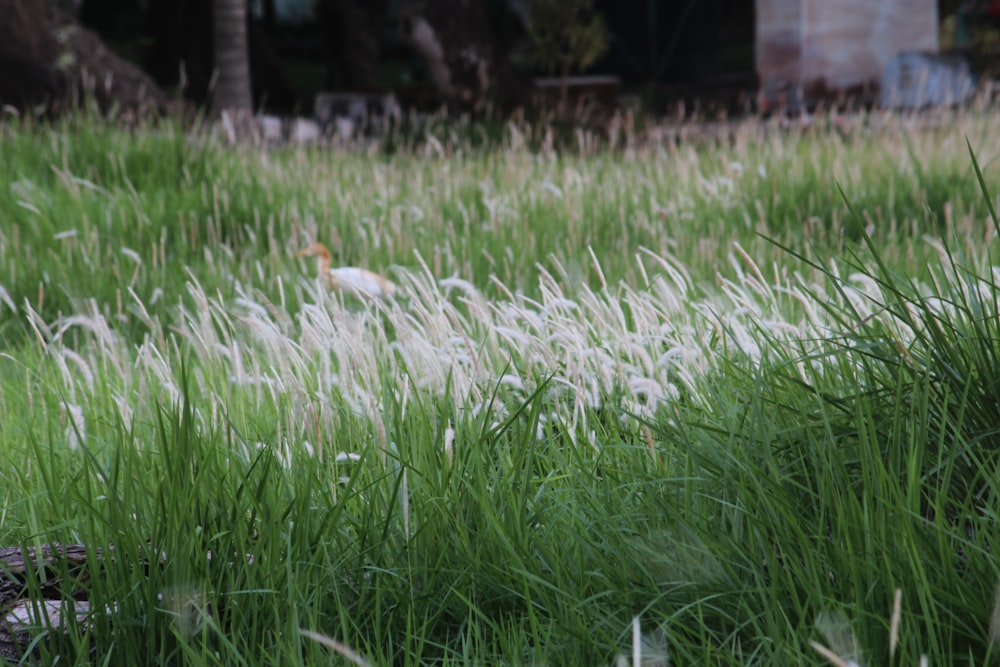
[1,107,1000,665]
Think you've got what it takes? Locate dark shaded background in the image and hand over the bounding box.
[75,0,754,114]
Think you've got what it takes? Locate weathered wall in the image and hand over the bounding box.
[757,0,939,105]
[756,0,802,100]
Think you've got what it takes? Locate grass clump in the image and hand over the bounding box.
[1,109,1000,664]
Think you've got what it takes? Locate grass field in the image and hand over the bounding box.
[2,108,1000,665]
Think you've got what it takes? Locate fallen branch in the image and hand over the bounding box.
[0,543,95,662]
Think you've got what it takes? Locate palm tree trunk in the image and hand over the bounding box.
[212,0,252,116]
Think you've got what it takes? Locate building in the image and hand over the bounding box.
[756,0,939,108]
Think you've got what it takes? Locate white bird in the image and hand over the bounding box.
[295,242,396,299]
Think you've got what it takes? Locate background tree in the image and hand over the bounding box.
[140,0,297,114]
[0,0,165,116]
[399,0,527,111]
[0,0,63,110]
[212,0,253,117]
[527,0,608,108]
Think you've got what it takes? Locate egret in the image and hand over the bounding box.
[294,242,396,299]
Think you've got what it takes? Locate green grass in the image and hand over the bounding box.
[2,108,1000,664]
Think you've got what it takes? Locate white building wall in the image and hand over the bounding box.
[757,0,939,105]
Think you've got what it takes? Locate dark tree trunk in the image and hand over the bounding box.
[212,0,253,115]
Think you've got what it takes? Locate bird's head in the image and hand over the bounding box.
[294,242,332,261]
